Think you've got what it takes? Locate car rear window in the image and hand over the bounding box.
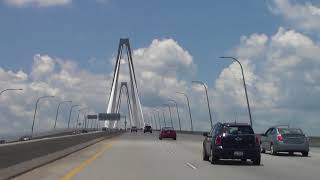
[278,128,303,135]
[223,126,254,135]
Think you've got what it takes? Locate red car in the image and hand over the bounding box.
[159,127,176,140]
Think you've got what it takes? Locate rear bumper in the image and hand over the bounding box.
[275,142,309,152]
[213,146,260,159]
[159,134,176,138]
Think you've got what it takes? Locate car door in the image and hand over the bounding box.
[262,128,272,150]
[265,128,275,151]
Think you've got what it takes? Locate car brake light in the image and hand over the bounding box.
[215,135,222,145]
[277,134,283,141]
[255,136,260,144]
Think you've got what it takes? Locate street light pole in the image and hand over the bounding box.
[220,56,253,126]
[176,92,193,131]
[164,104,173,128]
[151,113,157,130]
[0,88,23,96]
[31,95,55,137]
[68,105,81,129]
[169,99,181,131]
[162,110,167,127]
[54,100,72,129]
[152,110,161,130]
[192,81,213,128]
[154,109,162,130]
[76,108,88,129]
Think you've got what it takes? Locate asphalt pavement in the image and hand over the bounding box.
[14,131,320,180]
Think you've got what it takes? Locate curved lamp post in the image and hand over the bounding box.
[220,56,253,126]
[153,109,162,130]
[54,100,72,129]
[76,107,88,129]
[163,104,173,128]
[168,99,181,131]
[68,105,81,129]
[0,88,23,96]
[192,81,213,128]
[176,92,193,131]
[31,95,55,137]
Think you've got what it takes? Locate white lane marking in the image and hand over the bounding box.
[185,162,197,170]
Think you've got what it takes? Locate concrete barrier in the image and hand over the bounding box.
[309,136,320,147]
[176,130,320,147]
[0,130,123,179]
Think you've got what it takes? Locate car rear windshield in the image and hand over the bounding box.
[223,126,254,135]
[278,128,303,135]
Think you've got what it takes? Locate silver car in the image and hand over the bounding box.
[260,126,309,156]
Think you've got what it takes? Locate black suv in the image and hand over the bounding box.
[144,125,152,133]
[202,122,261,165]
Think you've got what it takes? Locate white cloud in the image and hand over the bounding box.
[269,0,320,33]
[214,27,320,135]
[4,0,72,7]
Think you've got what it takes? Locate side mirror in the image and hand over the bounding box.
[203,132,209,137]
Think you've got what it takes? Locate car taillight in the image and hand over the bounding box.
[277,134,283,141]
[255,136,260,144]
[215,135,222,145]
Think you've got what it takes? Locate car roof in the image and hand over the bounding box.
[222,122,251,126]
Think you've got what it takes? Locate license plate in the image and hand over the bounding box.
[234,151,243,156]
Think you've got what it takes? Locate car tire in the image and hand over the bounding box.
[159,137,162,140]
[302,151,309,157]
[252,157,261,165]
[289,152,294,156]
[270,144,277,155]
[173,138,176,140]
[203,147,209,161]
[210,149,218,164]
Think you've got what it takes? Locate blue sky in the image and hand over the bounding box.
[1,0,320,136]
[0,0,282,84]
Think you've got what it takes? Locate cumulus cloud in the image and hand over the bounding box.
[0,39,199,140]
[269,0,320,33]
[4,0,72,7]
[214,27,320,135]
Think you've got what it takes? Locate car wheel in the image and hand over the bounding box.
[159,137,162,140]
[252,157,261,165]
[270,144,277,155]
[289,152,294,156]
[173,138,176,140]
[260,144,265,153]
[203,147,209,161]
[302,151,308,157]
[210,149,218,164]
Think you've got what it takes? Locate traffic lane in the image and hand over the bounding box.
[74,132,320,180]
[13,135,118,180]
[72,131,199,180]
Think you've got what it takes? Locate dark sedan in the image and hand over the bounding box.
[203,122,261,165]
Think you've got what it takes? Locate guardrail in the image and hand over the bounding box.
[0,130,124,179]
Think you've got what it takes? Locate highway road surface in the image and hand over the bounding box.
[15,131,320,180]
